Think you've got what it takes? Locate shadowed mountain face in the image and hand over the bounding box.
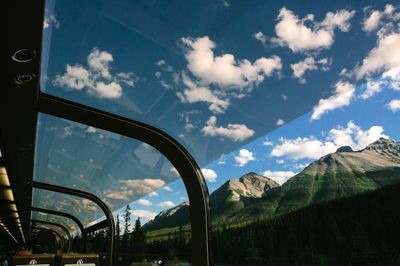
[144,138,400,230]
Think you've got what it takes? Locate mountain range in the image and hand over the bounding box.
[144,138,400,231]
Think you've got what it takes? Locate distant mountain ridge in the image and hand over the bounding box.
[144,138,400,231]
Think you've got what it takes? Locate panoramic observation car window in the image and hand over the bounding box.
[38,0,400,265]
[33,113,193,263]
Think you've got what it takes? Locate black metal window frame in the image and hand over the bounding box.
[31,207,87,252]
[2,0,211,265]
[31,220,72,252]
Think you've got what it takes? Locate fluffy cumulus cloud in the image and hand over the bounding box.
[131,210,157,221]
[201,168,218,182]
[43,12,60,29]
[291,57,332,83]
[72,199,97,212]
[360,64,400,100]
[262,170,297,185]
[120,179,166,194]
[181,36,282,88]
[234,149,255,167]
[386,99,400,112]
[253,32,267,46]
[177,73,230,114]
[176,36,281,114]
[54,48,137,99]
[362,4,400,32]
[276,119,285,126]
[355,33,400,79]
[135,199,152,206]
[158,201,176,207]
[202,116,255,142]
[311,81,356,120]
[270,121,387,160]
[271,7,355,52]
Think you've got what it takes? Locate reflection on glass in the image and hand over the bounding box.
[34,113,192,263]
[40,0,400,264]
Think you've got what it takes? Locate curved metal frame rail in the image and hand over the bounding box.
[31,219,72,252]
[38,93,211,266]
[31,207,86,252]
[32,181,115,266]
[32,226,65,253]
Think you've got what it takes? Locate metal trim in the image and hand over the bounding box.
[31,219,72,252]
[38,92,211,266]
[31,207,86,252]
[33,181,115,266]
[32,227,64,252]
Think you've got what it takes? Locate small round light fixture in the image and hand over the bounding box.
[14,73,36,84]
[11,49,37,63]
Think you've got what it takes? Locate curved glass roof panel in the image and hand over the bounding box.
[41,0,398,166]
[33,113,190,225]
[32,188,101,227]
[31,211,78,234]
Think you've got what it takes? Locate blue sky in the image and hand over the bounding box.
[37,0,400,227]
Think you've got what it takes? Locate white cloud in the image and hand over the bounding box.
[363,10,382,32]
[87,49,113,79]
[72,199,97,212]
[201,168,218,182]
[355,33,400,79]
[362,4,400,32]
[54,48,136,99]
[131,210,157,221]
[271,137,337,160]
[148,191,159,197]
[54,65,89,90]
[181,36,282,88]
[360,65,400,100]
[118,179,166,196]
[158,201,176,207]
[177,74,230,114]
[311,81,356,120]
[276,119,285,126]
[328,121,387,150]
[263,139,274,146]
[234,149,255,167]
[175,36,281,115]
[262,170,297,185]
[135,199,152,206]
[360,80,383,99]
[291,57,332,83]
[163,186,173,192]
[386,99,400,112]
[156,60,166,66]
[382,65,400,90]
[86,126,97,134]
[270,121,387,160]
[94,82,122,99]
[44,14,60,29]
[202,116,255,142]
[271,7,355,52]
[253,32,267,46]
[103,190,133,201]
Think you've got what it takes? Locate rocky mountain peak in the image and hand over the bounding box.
[228,172,279,200]
[336,146,353,153]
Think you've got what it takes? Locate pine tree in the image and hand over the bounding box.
[123,204,131,235]
[116,214,120,236]
[122,205,131,252]
[132,217,146,254]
